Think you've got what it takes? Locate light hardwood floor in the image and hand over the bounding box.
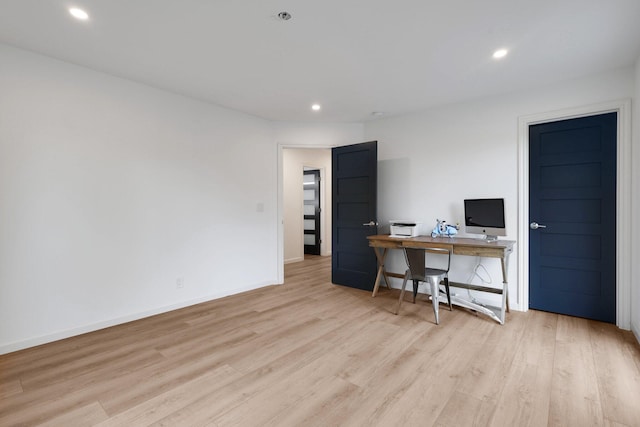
[2,255,640,426]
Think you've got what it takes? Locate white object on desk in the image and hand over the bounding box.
[389,220,421,237]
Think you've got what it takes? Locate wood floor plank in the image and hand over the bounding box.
[342,311,465,389]
[455,310,527,402]
[548,315,605,427]
[155,320,258,358]
[149,308,388,426]
[0,379,23,398]
[433,391,494,427]
[588,320,640,426]
[98,328,256,415]
[148,339,345,425]
[262,377,360,427]
[1,381,113,426]
[0,349,166,425]
[224,317,342,374]
[20,345,164,390]
[213,352,353,426]
[95,365,242,427]
[364,315,495,427]
[0,319,188,383]
[330,352,432,426]
[1,255,639,426]
[488,310,557,427]
[36,401,109,427]
[603,418,632,427]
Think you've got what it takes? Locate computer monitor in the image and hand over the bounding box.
[464,198,506,241]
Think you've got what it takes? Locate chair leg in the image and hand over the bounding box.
[395,270,411,315]
[429,277,439,325]
[444,277,452,311]
[412,280,419,303]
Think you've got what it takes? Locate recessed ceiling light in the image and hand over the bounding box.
[277,11,292,21]
[311,104,321,111]
[69,7,89,20]
[493,48,508,59]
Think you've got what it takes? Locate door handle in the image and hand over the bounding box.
[530,222,547,230]
[362,221,378,227]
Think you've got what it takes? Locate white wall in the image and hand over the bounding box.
[274,122,364,148]
[0,44,278,354]
[632,56,640,342]
[364,67,636,314]
[283,149,332,263]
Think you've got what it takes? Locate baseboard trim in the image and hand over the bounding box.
[0,281,274,355]
[284,257,304,264]
[632,319,640,345]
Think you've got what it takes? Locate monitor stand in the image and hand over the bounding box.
[485,235,499,242]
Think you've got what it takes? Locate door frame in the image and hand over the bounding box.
[277,143,335,284]
[517,99,632,329]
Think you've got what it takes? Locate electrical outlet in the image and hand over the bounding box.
[176,277,184,289]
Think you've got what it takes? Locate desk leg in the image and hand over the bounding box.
[372,247,388,297]
[381,267,392,290]
[500,252,511,324]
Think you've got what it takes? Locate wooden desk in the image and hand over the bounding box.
[367,234,515,324]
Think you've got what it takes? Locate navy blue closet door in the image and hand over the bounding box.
[332,141,378,290]
[529,112,616,323]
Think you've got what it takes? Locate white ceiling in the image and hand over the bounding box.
[1,0,640,122]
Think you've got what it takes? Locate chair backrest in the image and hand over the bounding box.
[403,246,452,279]
[403,248,426,278]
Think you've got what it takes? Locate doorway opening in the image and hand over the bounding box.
[281,147,332,266]
[303,168,321,256]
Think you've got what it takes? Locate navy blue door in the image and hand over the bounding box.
[332,141,377,290]
[529,112,616,323]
